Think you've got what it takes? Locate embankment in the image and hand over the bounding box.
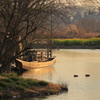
[53,45,100,49]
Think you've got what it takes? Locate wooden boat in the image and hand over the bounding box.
[15,56,56,70]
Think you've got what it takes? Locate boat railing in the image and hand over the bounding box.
[18,49,52,62]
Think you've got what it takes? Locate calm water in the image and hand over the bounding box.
[4,49,100,100]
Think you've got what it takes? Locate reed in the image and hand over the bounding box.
[55,77,68,88]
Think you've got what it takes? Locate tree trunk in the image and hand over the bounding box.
[0,63,11,73]
[0,54,13,73]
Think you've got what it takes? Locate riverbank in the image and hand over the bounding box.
[53,38,100,49]
[53,45,100,49]
[0,73,68,98]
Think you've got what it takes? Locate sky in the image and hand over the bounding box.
[59,0,100,7]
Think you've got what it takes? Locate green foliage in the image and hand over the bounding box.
[38,81,48,86]
[0,73,49,91]
[1,78,13,83]
[15,85,26,91]
[26,79,48,86]
[10,76,20,82]
[0,81,8,88]
[0,73,10,77]
[0,73,17,78]
[26,79,39,86]
[16,78,32,87]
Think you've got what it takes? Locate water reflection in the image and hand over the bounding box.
[52,49,100,100]
[21,66,55,82]
[4,49,100,100]
[4,96,47,100]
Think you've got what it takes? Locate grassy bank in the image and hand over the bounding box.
[53,38,100,49]
[0,73,68,98]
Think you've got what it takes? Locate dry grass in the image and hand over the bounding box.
[0,76,6,79]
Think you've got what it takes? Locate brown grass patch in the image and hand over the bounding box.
[0,76,6,79]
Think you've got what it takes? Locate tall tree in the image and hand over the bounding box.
[0,0,65,72]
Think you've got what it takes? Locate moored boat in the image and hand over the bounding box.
[15,56,56,70]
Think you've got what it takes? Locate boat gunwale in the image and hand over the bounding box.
[16,56,56,70]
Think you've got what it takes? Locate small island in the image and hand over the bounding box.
[0,73,68,98]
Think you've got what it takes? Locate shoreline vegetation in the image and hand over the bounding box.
[53,38,100,49]
[53,45,100,49]
[0,73,68,98]
[27,38,100,49]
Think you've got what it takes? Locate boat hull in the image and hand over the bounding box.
[15,56,56,70]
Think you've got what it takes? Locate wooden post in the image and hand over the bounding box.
[50,49,52,57]
[35,51,37,61]
[32,51,36,61]
[47,50,49,58]
[41,52,43,60]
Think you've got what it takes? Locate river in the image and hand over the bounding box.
[5,49,100,100]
